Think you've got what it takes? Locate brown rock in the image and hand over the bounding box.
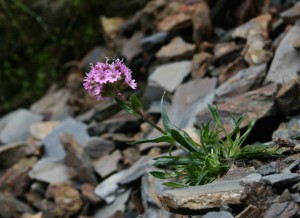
[100,16,124,48]
[60,133,97,185]
[219,57,248,82]
[93,149,122,178]
[81,183,102,204]
[122,147,141,166]
[46,183,83,217]
[156,36,195,61]
[21,212,43,218]
[30,121,60,141]
[0,143,34,168]
[232,13,271,40]
[0,191,34,217]
[158,12,191,32]
[191,52,213,78]
[293,37,300,49]
[196,84,278,133]
[191,1,211,43]
[276,79,300,115]
[0,157,37,196]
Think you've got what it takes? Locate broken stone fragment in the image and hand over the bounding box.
[158,180,244,215]
[100,16,125,49]
[46,182,83,217]
[155,36,195,61]
[60,133,97,185]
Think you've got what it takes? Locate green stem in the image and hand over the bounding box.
[115,92,165,134]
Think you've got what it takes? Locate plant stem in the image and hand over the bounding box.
[115,92,165,134]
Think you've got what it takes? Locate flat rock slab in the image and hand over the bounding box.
[0,109,42,144]
[266,25,300,84]
[196,84,278,132]
[43,117,89,162]
[262,173,300,186]
[148,61,192,93]
[29,158,70,183]
[158,180,244,215]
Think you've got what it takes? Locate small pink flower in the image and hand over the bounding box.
[83,58,137,100]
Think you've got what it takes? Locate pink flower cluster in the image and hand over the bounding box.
[83,59,137,100]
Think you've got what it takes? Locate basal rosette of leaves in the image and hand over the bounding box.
[84,59,281,188]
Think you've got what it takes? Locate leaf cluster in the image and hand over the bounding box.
[132,95,280,188]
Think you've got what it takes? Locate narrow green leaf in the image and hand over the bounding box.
[150,171,172,179]
[163,182,186,188]
[129,135,174,145]
[115,97,135,115]
[170,129,199,153]
[160,92,173,132]
[129,94,143,113]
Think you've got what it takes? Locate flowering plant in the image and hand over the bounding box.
[84,59,280,187]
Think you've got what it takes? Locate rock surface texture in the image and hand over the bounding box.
[1,0,300,217]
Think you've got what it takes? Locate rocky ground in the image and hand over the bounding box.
[1,0,300,217]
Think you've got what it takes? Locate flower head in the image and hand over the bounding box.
[83,58,137,100]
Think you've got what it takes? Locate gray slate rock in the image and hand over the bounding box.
[158,180,244,215]
[266,25,300,84]
[262,173,300,186]
[29,158,70,183]
[0,109,42,144]
[43,117,89,162]
[148,61,192,93]
[140,32,171,51]
[256,162,279,176]
[202,211,234,218]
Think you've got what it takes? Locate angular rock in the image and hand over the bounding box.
[81,183,102,204]
[0,142,36,167]
[29,121,60,141]
[93,149,122,178]
[196,84,278,132]
[84,137,116,159]
[43,117,89,162]
[93,188,131,218]
[89,110,140,135]
[276,79,300,115]
[191,52,213,78]
[122,147,141,166]
[158,10,191,32]
[100,16,124,48]
[30,88,72,120]
[60,133,97,185]
[121,32,144,62]
[202,211,234,218]
[0,157,37,196]
[0,191,34,217]
[158,180,244,215]
[140,32,171,51]
[29,158,70,183]
[256,162,279,176]
[232,14,271,40]
[46,182,83,217]
[266,25,300,84]
[240,173,262,186]
[77,98,120,123]
[192,1,212,43]
[218,57,248,82]
[167,77,217,128]
[148,61,191,93]
[262,173,300,186]
[215,64,266,102]
[118,156,151,185]
[280,2,300,19]
[95,170,128,204]
[264,201,300,218]
[235,205,259,218]
[0,109,42,144]
[155,37,195,61]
